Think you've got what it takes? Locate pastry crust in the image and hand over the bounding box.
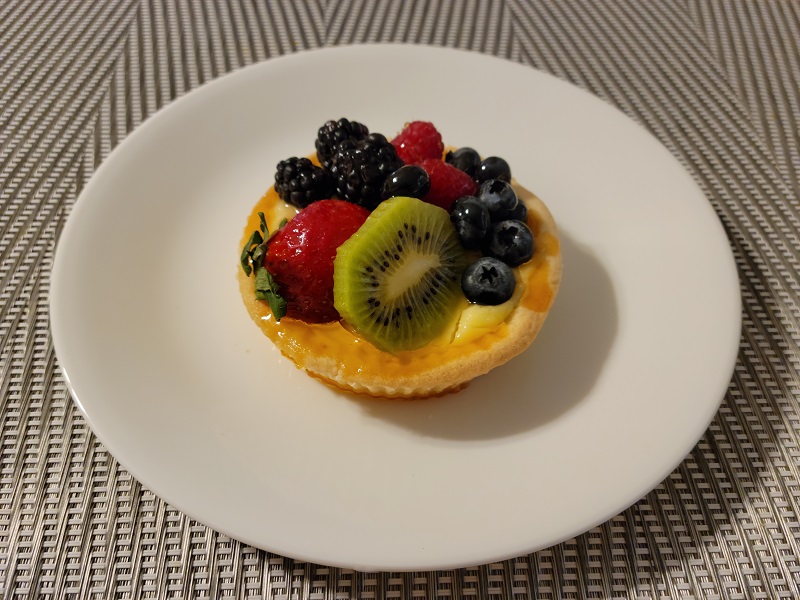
[238,183,562,399]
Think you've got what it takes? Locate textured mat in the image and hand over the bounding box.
[1,1,799,598]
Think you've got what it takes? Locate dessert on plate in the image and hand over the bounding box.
[239,119,561,398]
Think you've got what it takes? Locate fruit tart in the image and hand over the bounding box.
[238,119,562,399]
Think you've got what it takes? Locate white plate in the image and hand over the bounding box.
[50,45,741,571]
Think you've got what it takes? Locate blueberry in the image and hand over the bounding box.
[461,257,516,305]
[381,165,431,200]
[478,179,520,222]
[475,156,511,184]
[507,198,527,223]
[484,220,535,267]
[445,147,481,177]
[449,196,490,249]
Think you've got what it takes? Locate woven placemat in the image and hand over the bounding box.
[2,1,799,597]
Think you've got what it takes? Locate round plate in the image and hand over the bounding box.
[50,45,740,570]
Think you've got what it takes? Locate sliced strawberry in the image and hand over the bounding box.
[391,121,444,164]
[417,158,478,211]
[265,200,369,323]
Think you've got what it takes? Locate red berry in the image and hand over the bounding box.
[418,158,478,211]
[391,121,444,164]
[265,200,369,323]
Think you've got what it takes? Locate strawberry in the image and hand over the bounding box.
[391,121,444,164]
[265,200,369,323]
[417,158,478,211]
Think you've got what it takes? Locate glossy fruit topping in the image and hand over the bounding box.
[418,158,478,211]
[461,257,516,305]
[483,219,535,267]
[381,165,431,200]
[391,121,444,164]
[330,133,404,210]
[475,156,512,184]
[445,147,481,177]
[478,179,521,222]
[507,196,528,222]
[449,195,490,250]
[265,200,369,323]
[315,118,370,169]
[333,196,468,352]
[263,119,534,324]
[274,157,335,208]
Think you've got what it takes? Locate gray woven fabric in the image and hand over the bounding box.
[2,0,799,597]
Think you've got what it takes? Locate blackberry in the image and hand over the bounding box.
[274,157,335,209]
[315,118,369,169]
[330,133,403,210]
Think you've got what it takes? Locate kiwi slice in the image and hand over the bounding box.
[334,196,468,353]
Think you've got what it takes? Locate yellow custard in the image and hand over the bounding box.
[237,183,560,393]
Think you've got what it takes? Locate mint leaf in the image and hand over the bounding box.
[254,266,287,322]
[240,229,264,276]
[251,244,267,273]
[240,214,291,320]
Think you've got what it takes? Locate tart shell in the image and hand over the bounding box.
[238,183,562,399]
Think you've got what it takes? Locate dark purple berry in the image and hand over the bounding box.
[445,147,481,177]
[461,257,516,305]
[330,133,403,210]
[484,220,534,266]
[274,157,335,208]
[475,156,511,184]
[315,118,369,169]
[507,198,528,223]
[449,196,490,249]
[478,179,520,222]
[381,165,431,200]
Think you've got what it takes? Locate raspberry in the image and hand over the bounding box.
[391,121,444,164]
[265,200,369,323]
[330,133,403,210]
[418,158,478,211]
[315,118,369,169]
[274,157,334,208]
